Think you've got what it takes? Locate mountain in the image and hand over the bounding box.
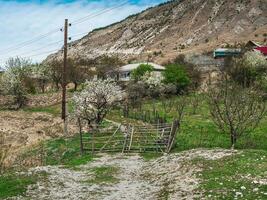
[45,0,267,64]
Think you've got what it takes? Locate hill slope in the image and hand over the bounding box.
[45,0,267,64]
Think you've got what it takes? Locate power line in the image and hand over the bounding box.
[23,48,62,59]
[71,1,128,26]
[19,40,63,57]
[0,1,130,62]
[0,28,62,55]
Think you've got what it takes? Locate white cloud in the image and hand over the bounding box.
[0,0,166,66]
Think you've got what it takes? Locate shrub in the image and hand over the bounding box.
[162,64,190,93]
[0,57,32,109]
[131,64,154,81]
[225,51,267,88]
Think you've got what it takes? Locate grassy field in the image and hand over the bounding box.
[0,171,48,199]
[107,95,267,151]
[20,135,93,168]
[194,150,267,199]
[1,94,266,199]
[21,93,267,151]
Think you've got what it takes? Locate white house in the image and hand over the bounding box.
[118,62,165,81]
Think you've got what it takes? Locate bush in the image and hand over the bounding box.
[131,64,153,81]
[224,51,267,88]
[162,64,190,93]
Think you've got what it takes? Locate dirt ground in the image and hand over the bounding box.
[10,149,237,200]
[0,111,76,168]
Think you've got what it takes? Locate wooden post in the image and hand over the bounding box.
[78,118,84,154]
[128,126,134,151]
[122,125,129,153]
[167,119,180,153]
[91,129,95,155]
[62,19,68,121]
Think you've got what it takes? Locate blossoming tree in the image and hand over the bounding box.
[0,57,32,108]
[72,79,123,128]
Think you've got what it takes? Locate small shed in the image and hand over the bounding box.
[213,48,242,59]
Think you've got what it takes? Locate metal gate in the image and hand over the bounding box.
[80,120,179,154]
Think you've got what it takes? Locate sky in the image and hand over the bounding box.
[0,0,167,67]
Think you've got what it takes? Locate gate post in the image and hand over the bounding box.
[78,118,84,154]
[167,119,180,153]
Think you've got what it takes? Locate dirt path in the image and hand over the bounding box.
[12,149,237,200]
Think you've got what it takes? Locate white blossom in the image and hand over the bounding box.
[72,79,122,125]
[244,51,267,69]
[141,71,163,87]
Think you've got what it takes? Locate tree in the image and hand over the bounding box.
[31,63,50,93]
[224,51,267,88]
[72,79,122,128]
[173,54,201,90]
[131,64,153,81]
[0,57,32,108]
[175,96,188,123]
[207,80,266,149]
[163,64,190,93]
[95,55,124,79]
[67,58,87,91]
[46,58,62,91]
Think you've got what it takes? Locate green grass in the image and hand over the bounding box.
[0,171,48,199]
[193,150,267,199]
[23,101,73,117]
[23,104,61,116]
[43,136,93,167]
[109,95,267,151]
[0,174,36,199]
[140,152,163,161]
[21,135,93,168]
[89,166,119,184]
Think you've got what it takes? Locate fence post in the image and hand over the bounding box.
[78,118,84,154]
[167,119,180,153]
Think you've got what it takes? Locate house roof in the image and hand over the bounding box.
[119,62,165,72]
[246,40,262,48]
[254,47,267,56]
[214,48,241,53]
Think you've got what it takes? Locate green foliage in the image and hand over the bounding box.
[0,174,37,199]
[162,64,190,93]
[195,150,267,199]
[131,64,154,81]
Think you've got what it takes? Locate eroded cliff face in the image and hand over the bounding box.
[45,0,267,64]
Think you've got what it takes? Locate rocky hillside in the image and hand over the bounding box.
[45,0,267,64]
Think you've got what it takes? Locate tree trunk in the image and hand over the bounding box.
[230,132,237,149]
[74,82,78,91]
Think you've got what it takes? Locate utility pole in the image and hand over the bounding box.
[62,19,68,120]
[62,19,68,134]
